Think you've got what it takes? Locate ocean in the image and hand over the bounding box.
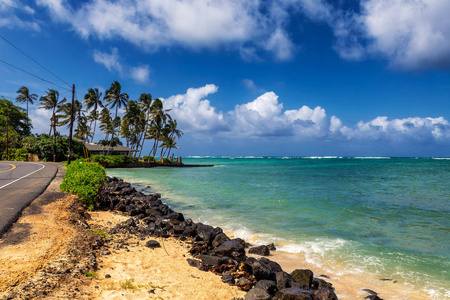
[106,157,450,299]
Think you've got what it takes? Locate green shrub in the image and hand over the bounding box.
[142,155,154,162]
[60,159,106,207]
[90,155,138,168]
[163,158,172,164]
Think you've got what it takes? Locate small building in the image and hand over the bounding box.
[74,138,138,156]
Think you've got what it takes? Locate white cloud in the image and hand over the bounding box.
[0,0,40,30]
[130,65,150,83]
[29,107,53,135]
[360,0,450,70]
[161,84,450,146]
[161,84,227,133]
[93,48,123,74]
[264,27,296,61]
[92,48,151,83]
[242,79,265,93]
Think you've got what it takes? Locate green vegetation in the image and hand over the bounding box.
[60,160,106,209]
[89,229,108,238]
[120,279,139,291]
[4,81,184,163]
[85,271,98,278]
[0,98,32,160]
[142,155,154,162]
[90,155,138,168]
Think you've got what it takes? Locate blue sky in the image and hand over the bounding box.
[1,0,449,156]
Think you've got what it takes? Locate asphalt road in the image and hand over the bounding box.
[0,161,60,237]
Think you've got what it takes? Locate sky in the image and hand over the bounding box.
[1,0,450,157]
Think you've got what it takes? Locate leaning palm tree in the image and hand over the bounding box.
[56,99,83,128]
[84,88,103,142]
[104,81,128,154]
[147,98,170,157]
[167,119,183,140]
[160,135,179,159]
[40,89,65,161]
[16,86,37,124]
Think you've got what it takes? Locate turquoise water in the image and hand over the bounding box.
[107,157,450,298]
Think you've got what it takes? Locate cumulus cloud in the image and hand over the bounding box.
[92,48,150,83]
[161,84,227,133]
[161,84,450,146]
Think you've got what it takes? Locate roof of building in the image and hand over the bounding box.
[73,138,138,152]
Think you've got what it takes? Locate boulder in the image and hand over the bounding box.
[195,223,215,243]
[291,269,314,289]
[199,254,232,267]
[267,243,276,251]
[212,233,230,248]
[365,296,383,300]
[312,278,332,290]
[186,259,202,270]
[245,288,271,300]
[274,287,313,300]
[210,239,246,261]
[315,288,338,300]
[259,257,283,273]
[275,272,294,291]
[254,280,277,296]
[247,259,271,281]
[249,245,270,256]
[222,274,235,284]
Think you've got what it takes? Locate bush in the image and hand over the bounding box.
[90,155,138,168]
[163,158,172,164]
[60,159,106,209]
[142,155,154,162]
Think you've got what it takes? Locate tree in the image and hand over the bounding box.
[0,98,32,159]
[137,93,152,158]
[15,86,37,125]
[160,135,179,159]
[122,99,145,155]
[99,107,113,141]
[147,98,170,157]
[104,81,128,154]
[40,89,65,161]
[84,88,103,142]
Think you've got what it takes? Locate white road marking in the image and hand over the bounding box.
[0,163,46,190]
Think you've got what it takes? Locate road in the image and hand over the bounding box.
[0,161,60,237]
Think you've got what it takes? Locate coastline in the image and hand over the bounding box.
[107,168,449,300]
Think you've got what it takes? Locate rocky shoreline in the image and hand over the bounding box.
[96,177,385,300]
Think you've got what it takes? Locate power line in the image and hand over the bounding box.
[0,35,72,88]
[0,58,72,92]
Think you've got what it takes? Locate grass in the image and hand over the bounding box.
[89,229,108,238]
[85,271,98,278]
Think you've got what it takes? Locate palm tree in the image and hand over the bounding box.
[74,116,91,141]
[84,88,103,142]
[99,107,113,141]
[40,89,65,161]
[122,99,145,154]
[137,93,152,158]
[167,119,183,140]
[15,86,37,124]
[57,99,82,128]
[147,98,170,157]
[104,81,128,154]
[160,135,179,159]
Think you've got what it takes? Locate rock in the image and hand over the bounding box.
[199,254,231,267]
[259,257,283,273]
[291,269,313,289]
[249,245,270,256]
[105,274,111,278]
[274,287,313,300]
[145,240,161,248]
[186,259,202,270]
[100,248,111,256]
[126,218,136,227]
[275,272,293,291]
[312,278,332,290]
[222,274,235,284]
[361,289,377,295]
[254,280,277,296]
[267,243,276,251]
[247,260,271,281]
[245,288,271,300]
[166,212,185,221]
[195,223,215,243]
[315,288,338,300]
[210,239,246,261]
[212,233,230,248]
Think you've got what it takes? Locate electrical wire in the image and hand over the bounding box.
[0,58,72,92]
[0,35,72,88]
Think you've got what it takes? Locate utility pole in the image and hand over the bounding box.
[67,84,75,165]
[5,116,8,161]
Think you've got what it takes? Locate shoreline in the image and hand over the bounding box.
[109,172,448,300]
[97,176,343,300]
